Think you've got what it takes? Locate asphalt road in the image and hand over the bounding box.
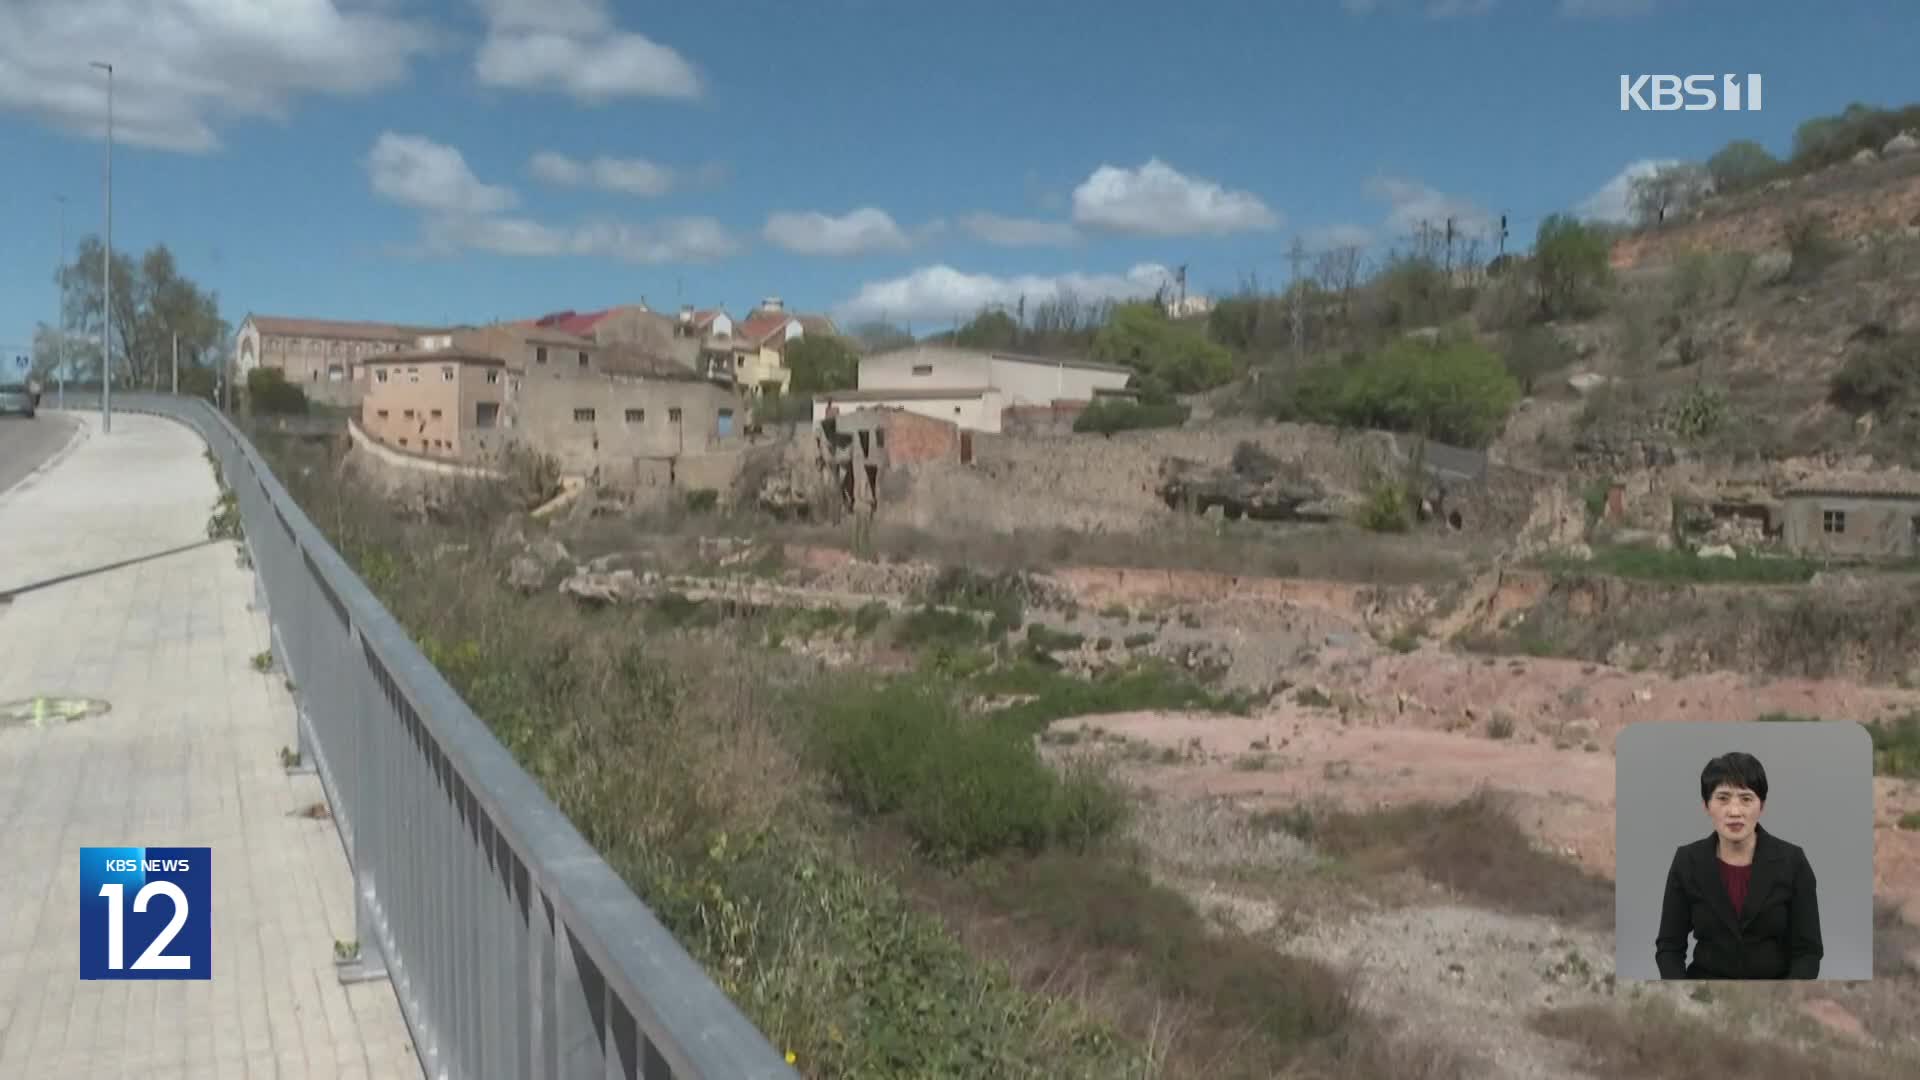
[0,413,78,498]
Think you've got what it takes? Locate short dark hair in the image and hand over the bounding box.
[1700,752,1768,804]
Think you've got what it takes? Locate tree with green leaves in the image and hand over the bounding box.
[1089,302,1234,394]
[954,309,1020,350]
[1530,215,1612,320]
[54,236,228,389]
[784,333,861,393]
[1705,140,1780,194]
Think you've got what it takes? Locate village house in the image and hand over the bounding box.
[358,348,510,458]
[812,346,1134,433]
[234,315,435,406]
[357,329,746,487]
[1781,474,1920,560]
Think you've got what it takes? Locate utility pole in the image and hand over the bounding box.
[1498,213,1509,259]
[1444,216,1456,276]
[1287,237,1306,359]
[172,332,179,395]
[91,60,113,434]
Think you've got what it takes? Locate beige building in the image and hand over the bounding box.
[356,328,747,484]
[812,346,1134,433]
[358,349,510,458]
[235,315,436,406]
[1782,476,1920,560]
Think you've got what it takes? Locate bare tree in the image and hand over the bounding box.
[1629,163,1713,227]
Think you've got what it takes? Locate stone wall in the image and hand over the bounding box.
[871,421,1543,539]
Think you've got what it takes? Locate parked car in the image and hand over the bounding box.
[0,383,36,419]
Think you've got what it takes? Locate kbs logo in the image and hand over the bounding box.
[1620,74,1762,112]
[79,846,212,980]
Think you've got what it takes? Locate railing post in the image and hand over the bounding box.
[339,626,390,986]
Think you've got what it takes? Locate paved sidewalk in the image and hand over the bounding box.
[0,412,419,1079]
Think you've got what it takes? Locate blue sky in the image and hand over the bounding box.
[1,0,1914,360]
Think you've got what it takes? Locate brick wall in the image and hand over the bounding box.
[878,409,961,465]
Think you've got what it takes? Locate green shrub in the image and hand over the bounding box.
[1356,479,1412,533]
[246,367,309,415]
[1829,333,1919,414]
[1073,398,1191,435]
[811,681,1129,863]
[1278,337,1520,449]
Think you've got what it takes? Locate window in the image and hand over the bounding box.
[1823,510,1847,534]
[669,407,683,423]
[574,408,596,423]
[912,364,934,376]
[536,347,548,365]
[403,409,416,419]
[874,429,886,449]
[578,351,589,367]
[486,371,499,384]
[624,408,645,423]
[1911,515,1920,541]
[475,402,500,429]
[442,366,454,381]
[430,409,443,419]
[376,409,389,419]
[398,437,409,447]
[376,368,389,382]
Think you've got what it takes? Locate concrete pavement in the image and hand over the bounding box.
[0,411,419,1079]
[0,412,80,499]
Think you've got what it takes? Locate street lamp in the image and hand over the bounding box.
[55,193,67,410]
[91,60,112,434]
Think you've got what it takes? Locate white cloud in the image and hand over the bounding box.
[417,214,741,263]
[763,208,914,257]
[474,0,701,102]
[957,213,1081,248]
[530,151,677,197]
[1071,158,1279,236]
[1576,157,1681,223]
[835,263,1175,326]
[1364,176,1494,237]
[0,0,433,153]
[367,133,516,215]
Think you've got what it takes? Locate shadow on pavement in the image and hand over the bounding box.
[0,539,221,601]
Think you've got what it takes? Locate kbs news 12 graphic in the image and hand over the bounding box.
[79,847,212,980]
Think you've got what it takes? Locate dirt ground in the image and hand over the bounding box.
[1054,631,1920,1079]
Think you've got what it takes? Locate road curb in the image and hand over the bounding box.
[0,413,90,505]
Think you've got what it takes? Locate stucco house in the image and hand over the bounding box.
[812,346,1134,433]
[1781,474,1920,560]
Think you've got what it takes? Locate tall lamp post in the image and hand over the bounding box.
[91,60,113,434]
[55,193,68,410]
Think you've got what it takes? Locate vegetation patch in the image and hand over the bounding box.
[1256,790,1614,927]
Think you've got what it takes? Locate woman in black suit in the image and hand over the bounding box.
[1655,751,1823,979]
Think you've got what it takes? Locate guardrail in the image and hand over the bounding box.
[75,394,798,1080]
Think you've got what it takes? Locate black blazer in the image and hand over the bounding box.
[1655,824,1822,979]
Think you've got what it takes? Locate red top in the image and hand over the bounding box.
[1718,858,1753,916]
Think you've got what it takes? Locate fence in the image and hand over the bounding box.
[78,395,798,1080]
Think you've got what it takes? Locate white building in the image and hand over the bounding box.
[812,346,1133,433]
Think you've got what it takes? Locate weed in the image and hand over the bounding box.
[1898,811,1920,831]
[1265,790,1613,927]
[250,650,273,673]
[1295,687,1334,709]
[1532,995,1894,1080]
[1486,715,1515,740]
[1122,632,1157,649]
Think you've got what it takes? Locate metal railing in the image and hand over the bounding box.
[78,394,799,1080]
